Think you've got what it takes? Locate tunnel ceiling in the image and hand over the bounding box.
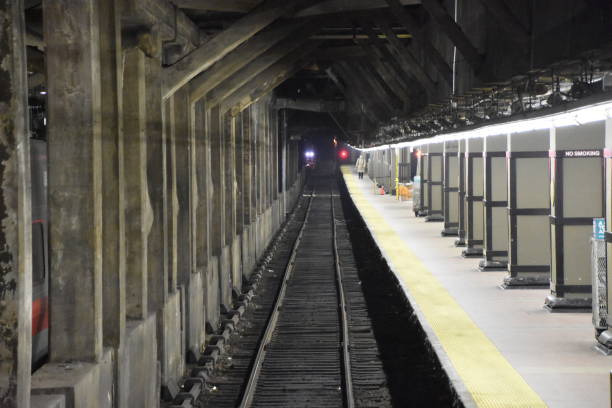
[24,0,612,147]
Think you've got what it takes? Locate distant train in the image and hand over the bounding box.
[31,138,49,369]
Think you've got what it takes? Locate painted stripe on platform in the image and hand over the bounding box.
[341,166,546,408]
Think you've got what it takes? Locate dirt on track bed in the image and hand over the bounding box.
[338,175,464,408]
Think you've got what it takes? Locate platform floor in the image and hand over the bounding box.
[341,166,611,408]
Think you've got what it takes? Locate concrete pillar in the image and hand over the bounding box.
[99,0,125,349]
[545,122,605,311]
[455,139,467,246]
[191,98,209,335]
[204,107,220,329]
[123,47,151,319]
[0,0,32,405]
[229,112,242,296]
[46,0,104,362]
[223,113,239,297]
[462,137,484,257]
[236,111,248,280]
[173,89,191,288]
[413,145,427,216]
[145,30,168,317]
[426,142,444,222]
[143,32,172,387]
[164,97,178,292]
[502,130,550,288]
[242,107,255,279]
[280,110,287,215]
[479,134,509,271]
[209,106,227,320]
[442,140,459,235]
[182,91,204,362]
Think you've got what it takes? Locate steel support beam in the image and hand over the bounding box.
[189,20,306,102]
[171,0,260,12]
[374,16,436,90]
[334,62,387,122]
[385,0,453,85]
[354,38,414,104]
[163,0,303,98]
[421,0,483,72]
[354,61,401,115]
[221,42,322,115]
[475,0,529,39]
[206,22,322,107]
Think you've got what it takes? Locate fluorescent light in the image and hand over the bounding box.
[355,100,612,152]
[304,150,315,158]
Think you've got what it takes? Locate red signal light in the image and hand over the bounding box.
[339,149,348,160]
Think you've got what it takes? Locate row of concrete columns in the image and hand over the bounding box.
[0,1,305,406]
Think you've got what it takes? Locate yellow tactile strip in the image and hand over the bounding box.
[341,166,547,408]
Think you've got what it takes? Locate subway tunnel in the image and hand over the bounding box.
[2,0,612,407]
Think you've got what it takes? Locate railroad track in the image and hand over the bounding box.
[200,176,391,408]
[238,181,354,408]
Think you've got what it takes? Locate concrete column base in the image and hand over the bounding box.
[462,247,483,258]
[454,237,466,247]
[206,256,220,330]
[118,315,159,407]
[31,395,66,408]
[231,237,242,295]
[241,226,254,280]
[501,274,549,289]
[441,228,458,236]
[32,349,114,408]
[425,214,443,222]
[596,330,612,355]
[414,209,427,217]
[220,246,233,310]
[186,273,205,362]
[478,259,507,271]
[161,291,185,395]
[544,294,591,313]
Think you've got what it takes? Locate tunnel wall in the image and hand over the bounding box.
[9,2,307,405]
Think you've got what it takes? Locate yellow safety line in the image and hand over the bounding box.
[341,166,547,408]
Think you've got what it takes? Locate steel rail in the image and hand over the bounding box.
[238,189,315,408]
[330,185,355,408]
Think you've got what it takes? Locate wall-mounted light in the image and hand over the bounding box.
[350,99,612,152]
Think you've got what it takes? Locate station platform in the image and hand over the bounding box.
[341,166,611,408]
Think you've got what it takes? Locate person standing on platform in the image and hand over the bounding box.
[356,154,366,179]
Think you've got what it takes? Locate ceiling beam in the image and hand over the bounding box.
[163,0,306,98]
[221,41,322,115]
[123,0,200,47]
[296,0,421,17]
[354,61,403,114]
[189,20,308,102]
[374,17,436,92]
[356,20,426,98]
[206,22,322,107]
[316,45,367,60]
[334,62,387,122]
[385,0,453,85]
[474,0,529,39]
[421,0,483,72]
[325,67,379,125]
[171,0,260,13]
[273,98,345,112]
[353,39,414,106]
